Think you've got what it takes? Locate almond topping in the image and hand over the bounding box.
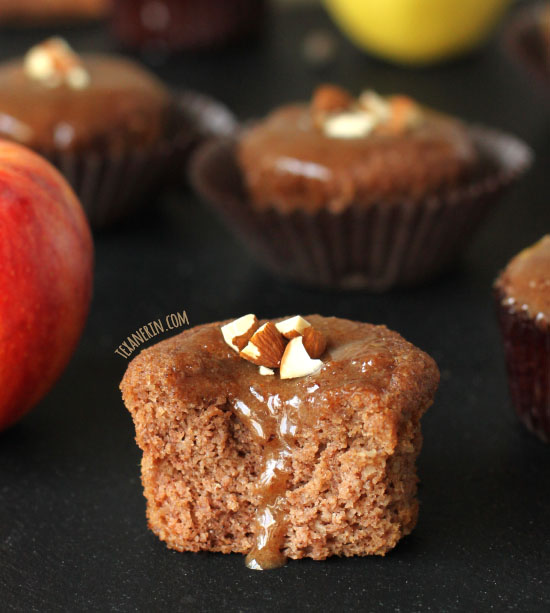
[221,314,326,378]
[231,316,259,351]
[280,337,323,380]
[312,84,353,114]
[275,315,311,339]
[221,314,259,352]
[24,38,91,90]
[358,90,391,122]
[387,95,421,133]
[323,111,377,139]
[302,326,327,359]
[240,322,287,368]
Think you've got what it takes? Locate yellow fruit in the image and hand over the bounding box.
[324,0,511,65]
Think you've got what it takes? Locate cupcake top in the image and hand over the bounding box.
[123,314,439,422]
[238,85,479,213]
[0,38,176,153]
[495,235,550,325]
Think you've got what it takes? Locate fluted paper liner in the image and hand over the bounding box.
[190,126,532,290]
[495,289,550,443]
[40,90,237,230]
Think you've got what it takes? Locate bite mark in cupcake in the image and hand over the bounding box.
[121,315,440,569]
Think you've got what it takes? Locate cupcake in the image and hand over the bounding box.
[0,0,109,25]
[0,38,193,228]
[494,236,550,443]
[506,2,550,95]
[191,85,531,290]
[121,314,439,568]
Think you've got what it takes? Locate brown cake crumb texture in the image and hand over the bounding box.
[121,315,439,565]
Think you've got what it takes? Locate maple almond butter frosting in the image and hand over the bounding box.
[238,85,479,214]
[495,235,550,326]
[0,38,178,153]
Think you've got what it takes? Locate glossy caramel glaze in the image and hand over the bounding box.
[154,315,438,569]
[238,104,478,214]
[495,235,550,326]
[0,54,175,152]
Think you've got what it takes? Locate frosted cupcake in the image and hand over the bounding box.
[495,236,550,442]
[0,38,237,228]
[192,85,531,290]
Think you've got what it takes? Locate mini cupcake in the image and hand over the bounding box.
[0,38,195,228]
[191,85,531,290]
[494,236,550,443]
[506,2,550,95]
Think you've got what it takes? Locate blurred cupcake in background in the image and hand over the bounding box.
[0,38,236,228]
[494,236,550,443]
[191,84,531,290]
[0,0,109,26]
[323,0,511,65]
[110,0,265,57]
[506,2,550,95]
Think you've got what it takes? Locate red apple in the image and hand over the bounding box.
[0,140,93,431]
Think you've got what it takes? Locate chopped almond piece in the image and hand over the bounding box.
[259,366,275,376]
[302,327,327,359]
[275,315,311,339]
[280,337,323,380]
[221,314,259,352]
[312,84,353,114]
[387,95,420,133]
[240,322,287,368]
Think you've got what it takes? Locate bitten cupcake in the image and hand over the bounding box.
[0,38,191,228]
[121,314,439,569]
[494,236,550,443]
[191,85,531,290]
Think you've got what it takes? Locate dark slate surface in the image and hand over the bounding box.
[1,3,549,611]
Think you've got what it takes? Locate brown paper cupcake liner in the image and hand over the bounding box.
[167,90,239,188]
[505,2,550,95]
[42,144,169,229]
[40,90,237,230]
[177,90,239,142]
[190,125,532,290]
[495,290,550,443]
